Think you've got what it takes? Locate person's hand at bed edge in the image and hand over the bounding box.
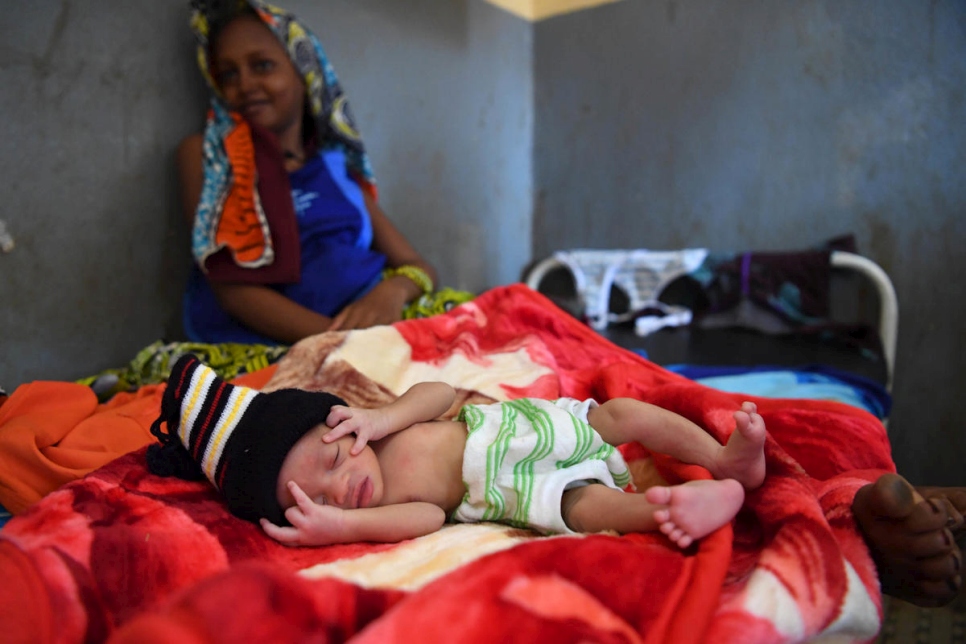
[853,473,965,607]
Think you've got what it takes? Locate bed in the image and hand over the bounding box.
[0,283,896,643]
[525,247,897,418]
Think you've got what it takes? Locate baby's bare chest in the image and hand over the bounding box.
[377,420,467,512]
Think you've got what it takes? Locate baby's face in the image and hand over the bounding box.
[277,425,385,511]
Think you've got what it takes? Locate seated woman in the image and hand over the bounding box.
[177,0,472,345]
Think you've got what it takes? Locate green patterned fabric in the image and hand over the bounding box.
[77,341,289,401]
[401,287,475,320]
[79,289,474,401]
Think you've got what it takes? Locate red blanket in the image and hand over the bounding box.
[0,285,893,643]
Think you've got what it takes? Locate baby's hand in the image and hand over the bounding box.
[323,405,387,454]
[260,481,348,547]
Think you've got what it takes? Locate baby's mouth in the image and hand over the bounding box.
[356,477,372,509]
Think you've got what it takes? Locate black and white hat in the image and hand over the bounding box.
[147,354,345,525]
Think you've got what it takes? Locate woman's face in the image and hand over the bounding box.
[211,14,306,138]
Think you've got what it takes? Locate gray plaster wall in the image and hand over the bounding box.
[0,0,533,387]
[534,0,966,485]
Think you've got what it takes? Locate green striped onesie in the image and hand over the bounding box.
[453,397,634,535]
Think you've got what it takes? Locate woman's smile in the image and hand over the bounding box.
[238,100,271,120]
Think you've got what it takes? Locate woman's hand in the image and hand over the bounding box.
[323,406,390,454]
[328,279,412,331]
[260,481,348,547]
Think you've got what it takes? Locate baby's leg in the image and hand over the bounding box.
[588,399,766,490]
[561,481,744,547]
[645,480,745,548]
[561,484,660,534]
[713,402,767,490]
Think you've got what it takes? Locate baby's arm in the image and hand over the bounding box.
[324,381,456,454]
[261,481,446,547]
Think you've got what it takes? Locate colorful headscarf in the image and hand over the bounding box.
[188,0,376,280]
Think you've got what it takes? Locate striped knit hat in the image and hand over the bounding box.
[147,354,346,525]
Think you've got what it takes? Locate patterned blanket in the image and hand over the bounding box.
[0,284,893,643]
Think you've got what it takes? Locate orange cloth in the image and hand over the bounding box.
[0,365,278,515]
[0,383,161,514]
[216,115,268,267]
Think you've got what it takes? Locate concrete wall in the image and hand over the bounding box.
[0,0,198,387]
[0,0,533,387]
[534,0,966,485]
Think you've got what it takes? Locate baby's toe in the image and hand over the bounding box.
[645,486,672,505]
[668,526,686,543]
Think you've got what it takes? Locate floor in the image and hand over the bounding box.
[877,594,966,643]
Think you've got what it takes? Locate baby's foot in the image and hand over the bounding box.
[645,479,745,548]
[714,402,767,490]
[853,473,962,607]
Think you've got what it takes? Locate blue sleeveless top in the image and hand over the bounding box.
[183,149,387,344]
